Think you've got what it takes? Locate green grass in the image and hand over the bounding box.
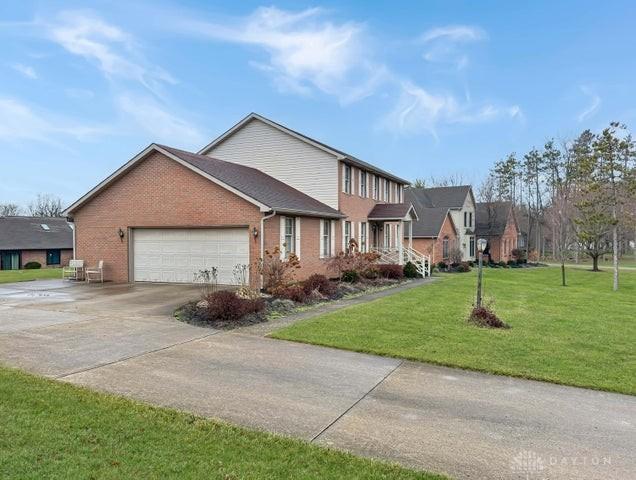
[0,366,444,480]
[0,268,62,284]
[272,267,636,395]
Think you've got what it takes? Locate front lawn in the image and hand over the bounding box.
[272,267,636,395]
[0,366,443,479]
[0,268,62,284]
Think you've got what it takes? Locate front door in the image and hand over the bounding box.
[0,251,21,270]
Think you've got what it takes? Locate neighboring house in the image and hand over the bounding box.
[405,206,459,264]
[64,113,420,287]
[0,217,73,270]
[475,201,520,262]
[404,186,476,261]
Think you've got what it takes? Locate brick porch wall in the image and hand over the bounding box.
[20,249,73,268]
[410,214,458,264]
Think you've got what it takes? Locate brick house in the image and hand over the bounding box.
[0,217,73,270]
[405,186,476,261]
[475,201,520,262]
[64,113,426,287]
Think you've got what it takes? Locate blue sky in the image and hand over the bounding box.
[1,1,635,207]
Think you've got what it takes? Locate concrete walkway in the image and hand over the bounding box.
[0,279,634,480]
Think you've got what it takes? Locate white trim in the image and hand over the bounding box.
[295,217,301,259]
[342,220,346,251]
[63,144,271,216]
[319,219,325,258]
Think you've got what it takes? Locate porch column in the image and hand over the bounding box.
[398,220,404,265]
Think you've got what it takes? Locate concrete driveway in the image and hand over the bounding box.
[0,279,634,480]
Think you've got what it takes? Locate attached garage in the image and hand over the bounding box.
[132,228,249,284]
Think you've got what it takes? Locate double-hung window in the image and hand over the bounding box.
[344,221,352,251]
[464,212,468,227]
[360,171,367,198]
[442,237,450,259]
[284,217,296,257]
[321,220,332,257]
[343,164,352,194]
[360,222,367,252]
[469,212,473,228]
[374,175,380,200]
[385,180,390,202]
[470,237,475,257]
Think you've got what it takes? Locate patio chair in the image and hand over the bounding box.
[85,260,104,284]
[62,259,84,281]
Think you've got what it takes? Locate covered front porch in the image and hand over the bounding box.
[367,204,431,277]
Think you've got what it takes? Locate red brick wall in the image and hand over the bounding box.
[72,151,264,285]
[410,213,458,264]
[20,249,73,268]
[486,210,518,262]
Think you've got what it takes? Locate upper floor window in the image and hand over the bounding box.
[464,212,468,227]
[374,175,380,200]
[469,212,473,228]
[385,180,390,202]
[360,171,367,198]
[397,185,402,202]
[343,164,352,194]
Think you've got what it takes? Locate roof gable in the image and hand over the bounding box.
[475,201,515,236]
[198,113,410,184]
[64,144,343,218]
[406,185,473,209]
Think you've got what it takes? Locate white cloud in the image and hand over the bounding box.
[577,86,601,122]
[11,63,37,79]
[45,11,175,94]
[116,94,204,146]
[0,97,106,144]
[380,81,521,137]
[173,6,379,103]
[419,25,487,43]
[419,25,487,70]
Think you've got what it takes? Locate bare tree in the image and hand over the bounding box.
[0,203,22,216]
[411,173,467,188]
[28,194,64,217]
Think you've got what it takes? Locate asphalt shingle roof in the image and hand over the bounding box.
[475,202,514,236]
[367,203,414,220]
[0,217,73,250]
[158,145,344,218]
[409,207,453,238]
[406,185,472,208]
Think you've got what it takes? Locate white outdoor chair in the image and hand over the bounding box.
[85,260,104,284]
[62,259,84,281]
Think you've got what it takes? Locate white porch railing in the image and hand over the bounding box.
[372,247,431,277]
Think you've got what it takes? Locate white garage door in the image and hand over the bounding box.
[133,228,249,284]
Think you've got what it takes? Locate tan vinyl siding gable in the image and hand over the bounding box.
[206,119,339,209]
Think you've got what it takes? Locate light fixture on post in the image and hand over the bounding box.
[118,228,125,242]
[252,227,259,238]
[476,238,487,307]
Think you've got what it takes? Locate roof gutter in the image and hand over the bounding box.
[260,210,277,290]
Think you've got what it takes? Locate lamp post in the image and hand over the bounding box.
[476,238,488,308]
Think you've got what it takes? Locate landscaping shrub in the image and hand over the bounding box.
[302,274,337,297]
[328,251,380,279]
[467,260,475,268]
[23,261,41,270]
[377,264,404,279]
[437,261,447,270]
[468,305,510,329]
[453,262,471,273]
[272,284,308,303]
[204,290,265,323]
[507,259,516,266]
[259,247,301,292]
[498,261,507,268]
[448,247,463,265]
[511,248,526,262]
[341,270,359,283]
[403,261,419,278]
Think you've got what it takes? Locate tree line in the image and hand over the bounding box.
[0,194,64,218]
[480,122,635,290]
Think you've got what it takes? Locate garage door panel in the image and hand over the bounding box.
[133,228,249,284]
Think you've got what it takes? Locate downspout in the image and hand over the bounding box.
[260,210,277,290]
[66,216,76,260]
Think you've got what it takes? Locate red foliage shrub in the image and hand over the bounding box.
[468,305,510,329]
[271,284,308,303]
[205,290,265,322]
[377,264,404,279]
[302,274,337,297]
[259,246,301,292]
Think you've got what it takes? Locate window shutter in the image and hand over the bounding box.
[319,219,325,258]
[279,216,286,260]
[330,220,336,257]
[295,217,301,259]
